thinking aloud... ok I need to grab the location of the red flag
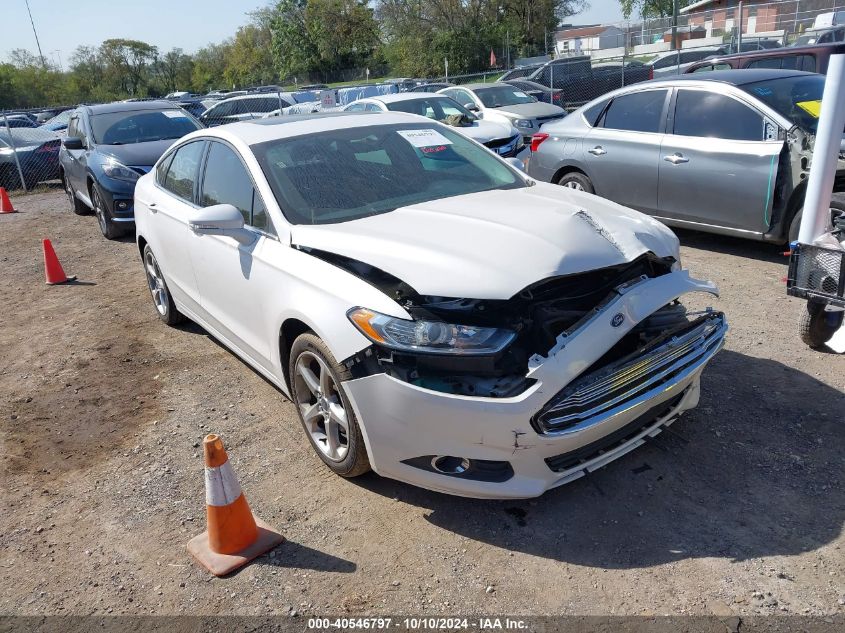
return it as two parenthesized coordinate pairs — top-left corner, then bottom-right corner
(490, 49), (497, 67)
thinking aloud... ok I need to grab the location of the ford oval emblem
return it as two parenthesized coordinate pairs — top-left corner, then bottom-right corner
(611, 313), (625, 328)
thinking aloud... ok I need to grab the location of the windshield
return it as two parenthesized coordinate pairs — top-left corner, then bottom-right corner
(740, 75), (825, 132)
(795, 35), (819, 45)
(90, 109), (202, 145)
(45, 110), (73, 127)
(474, 86), (537, 107)
(386, 97), (476, 122)
(252, 123), (525, 225)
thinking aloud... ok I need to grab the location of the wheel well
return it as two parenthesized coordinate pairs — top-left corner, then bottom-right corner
(552, 165), (589, 186)
(137, 235), (147, 260)
(783, 172), (845, 239)
(279, 318), (312, 390)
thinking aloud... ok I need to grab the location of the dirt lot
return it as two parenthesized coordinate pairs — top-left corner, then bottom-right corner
(1, 188), (844, 618)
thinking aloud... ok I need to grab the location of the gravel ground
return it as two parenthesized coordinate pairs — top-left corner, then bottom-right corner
(1, 188), (843, 618)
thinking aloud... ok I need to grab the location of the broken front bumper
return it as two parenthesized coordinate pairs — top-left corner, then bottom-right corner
(342, 271), (727, 499)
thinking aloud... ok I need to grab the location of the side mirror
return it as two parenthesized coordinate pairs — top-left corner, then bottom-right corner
(466, 104), (479, 112)
(189, 204), (255, 245)
(63, 137), (84, 150)
(505, 157), (526, 172)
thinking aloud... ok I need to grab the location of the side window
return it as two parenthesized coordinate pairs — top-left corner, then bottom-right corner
(601, 89), (668, 133)
(747, 57), (783, 70)
(155, 152), (175, 185)
(365, 103), (382, 112)
(161, 141), (205, 202)
(345, 103), (366, 112)
(673, 90), (764, 141)
(67, 116), (79, 138)
(200, 142), (273, 233)
(453, 91), (475, 108)
(582, 97), (610, 126)
(799, 55), (817, 72)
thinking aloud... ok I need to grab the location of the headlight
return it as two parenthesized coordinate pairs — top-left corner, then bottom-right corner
(514, 119), (534, 128)
(102, 160), (139, 182)
(347, 308), (516, 355)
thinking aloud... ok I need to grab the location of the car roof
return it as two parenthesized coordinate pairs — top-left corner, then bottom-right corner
(650, 46), (725, 60)
(458, 83), (516, 90)
(367, 92), (454, 104)
(179, 111), (428, 147)
(84, 100), (181, 115)
(698, 41), (845, 62)
(647, 68), (816, 86)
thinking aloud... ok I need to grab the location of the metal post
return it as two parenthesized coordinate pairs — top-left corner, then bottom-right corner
(798, 54), (845, 244)
(3, 115), (29, 193)
(737, 1), (744, 53)
(672, 0), (679, 50)
(277, 90), (284, 116)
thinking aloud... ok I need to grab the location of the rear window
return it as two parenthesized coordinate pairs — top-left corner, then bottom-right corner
(745, 55), (816, 72)
(601, 90), (667, 133)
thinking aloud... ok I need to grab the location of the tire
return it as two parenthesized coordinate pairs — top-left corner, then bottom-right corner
(788, 197), (845, 243)
(289, 333), (371, 478)
(91, 184), (124, 240)
(64, 174), (89, 215)
(798, 300), (843, 348)
(142, 245), (186, 326)
(557, 171), (595, 194)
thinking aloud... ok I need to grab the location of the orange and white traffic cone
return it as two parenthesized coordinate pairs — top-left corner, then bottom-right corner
(187, 434), (284, 576)
(42, 239), (76, 285)
(0, 187), (16, 214)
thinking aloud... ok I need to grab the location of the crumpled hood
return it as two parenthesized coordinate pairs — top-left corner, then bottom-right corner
(290, 182), (680, 300)
(97, 139), (175, 168)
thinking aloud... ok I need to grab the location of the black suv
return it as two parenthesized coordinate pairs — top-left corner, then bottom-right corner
(60, 101), (202, 239)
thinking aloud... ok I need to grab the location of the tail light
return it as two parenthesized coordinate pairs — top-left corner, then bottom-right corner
(649, 66), (654, 80)
(530, 133), (549, 153)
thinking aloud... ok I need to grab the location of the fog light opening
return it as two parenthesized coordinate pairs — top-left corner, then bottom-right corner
(431, 456), (471, 475)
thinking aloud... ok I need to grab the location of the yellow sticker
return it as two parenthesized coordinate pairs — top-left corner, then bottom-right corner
(796, 100), (822, 117)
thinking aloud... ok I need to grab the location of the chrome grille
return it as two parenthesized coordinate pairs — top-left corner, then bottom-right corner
(533, 313), (726, 435)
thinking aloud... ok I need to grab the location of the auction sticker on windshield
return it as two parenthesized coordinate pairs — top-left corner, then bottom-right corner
(162, 110), (190, 119)
(796, 100), (822, 118)
(397, 129), (453, 148)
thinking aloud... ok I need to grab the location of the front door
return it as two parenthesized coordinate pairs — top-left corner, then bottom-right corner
(657, 88), (784, 234)
(188, 140), (277, 371)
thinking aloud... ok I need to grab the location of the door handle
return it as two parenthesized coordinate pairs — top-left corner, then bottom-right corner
(588, 146), (606, 156)
(663, 153), (689, 164)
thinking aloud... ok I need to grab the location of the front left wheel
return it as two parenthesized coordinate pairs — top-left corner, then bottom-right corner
(92, 185), (125, 240)
(289, 333), (371, 478)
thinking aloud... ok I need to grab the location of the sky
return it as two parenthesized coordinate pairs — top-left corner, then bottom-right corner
(3, 0), (624, 66)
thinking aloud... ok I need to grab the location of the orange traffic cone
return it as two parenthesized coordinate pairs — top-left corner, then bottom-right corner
(42, 239), (76, 285)
(0, 187), (16, 214)
(187, 434), (284, 576)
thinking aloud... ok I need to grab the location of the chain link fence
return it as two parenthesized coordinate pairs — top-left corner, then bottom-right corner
(3, 0), (844, 194)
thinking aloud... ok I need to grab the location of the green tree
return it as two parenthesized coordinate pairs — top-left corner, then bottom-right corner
(270, 0), (321, 77)
(191, 41), (232, 92)
(155, 48), (194, 93)
(225, 24), (276, 88)
(98, 38), (159, 96)
(619, 0), (686, 19)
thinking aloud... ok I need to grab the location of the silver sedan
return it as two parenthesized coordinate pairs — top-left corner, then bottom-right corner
(527, 69), (845, 243)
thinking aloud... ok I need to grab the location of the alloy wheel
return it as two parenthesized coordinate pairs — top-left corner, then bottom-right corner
(563, 181), (585, 191)
(143, 250), (168, 316)
(293, 351), (350, 462)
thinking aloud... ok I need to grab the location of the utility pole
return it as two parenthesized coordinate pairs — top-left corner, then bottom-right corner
(737, 0), (744, 52)
(24, 0), (46, 67)
(671, 0), (679, 50)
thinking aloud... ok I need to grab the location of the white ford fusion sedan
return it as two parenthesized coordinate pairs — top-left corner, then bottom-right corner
(134, 112), (727, 499)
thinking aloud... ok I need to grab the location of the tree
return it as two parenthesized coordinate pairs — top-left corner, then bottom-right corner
(191, 41), (232, 92)
(270, 0), (321, 77)
(155, 48), (194, 93)
(225, 24), (276, 88)
(98, 38), (158, 96)
(619, 0), (685, 19)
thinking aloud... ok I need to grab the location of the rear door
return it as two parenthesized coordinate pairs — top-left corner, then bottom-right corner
(143, 140), (207, 314)
(657, 87), (783, 233)
(583, 88), (669, 214)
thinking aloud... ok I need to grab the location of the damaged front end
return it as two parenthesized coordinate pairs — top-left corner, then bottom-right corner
(323, 248), (720, 404)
